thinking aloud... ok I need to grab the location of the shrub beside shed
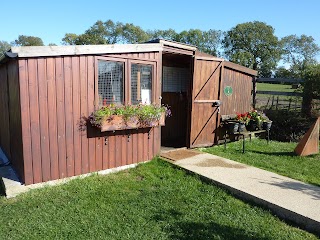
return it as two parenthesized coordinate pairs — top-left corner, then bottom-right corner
(0, 40), (257, 185)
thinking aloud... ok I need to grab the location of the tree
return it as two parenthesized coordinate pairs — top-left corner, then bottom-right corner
(62, 33), (80, 45)
(149, 28), (223, 56)
(62, 20), (149, 45)
(13, 35), (44, 46)
(176, 29), (222, 56)
(83, 20), (124, 44)
(0, 41), (11, 54)
(120, 23), (150, 43)
(301, 64), (320, 116)
(280, 34), (320, 78)
(61, 19), (223, 56)
(223, 21), (281, 77)
(147, 29), (178, 41)
(274, 66), (294, 78)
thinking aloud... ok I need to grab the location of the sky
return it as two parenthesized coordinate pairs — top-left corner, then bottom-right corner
(1, 0), (319, 49)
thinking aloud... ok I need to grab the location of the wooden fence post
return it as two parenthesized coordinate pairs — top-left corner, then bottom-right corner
(288, 98), (292, 111)
(266, 97), (270, 110)
(252, 77), (257, 109)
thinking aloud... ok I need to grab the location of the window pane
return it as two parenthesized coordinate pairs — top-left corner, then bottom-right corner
(131, 64), (152, 105)
(98, 60), (124, 105)
(162, 66), (190, 92)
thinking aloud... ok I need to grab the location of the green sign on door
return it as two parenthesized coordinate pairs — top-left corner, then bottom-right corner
(224, 86), (233, 96)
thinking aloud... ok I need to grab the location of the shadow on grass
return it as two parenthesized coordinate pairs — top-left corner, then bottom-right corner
(152, 209), (270, 240)
(0, 184), (5, 197)
(250, 150), (296, 157)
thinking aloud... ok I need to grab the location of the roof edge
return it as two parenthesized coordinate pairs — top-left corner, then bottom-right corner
(0, 50), (18, 64)
(224, 61), (257, 76)
(10, 43), (163, 58)
(147, 39), (197, 51)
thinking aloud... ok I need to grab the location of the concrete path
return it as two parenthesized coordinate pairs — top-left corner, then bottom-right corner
(160, 149), (320, 236)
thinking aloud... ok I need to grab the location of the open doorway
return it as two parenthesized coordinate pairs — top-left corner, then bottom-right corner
(161, 53), (193, 148)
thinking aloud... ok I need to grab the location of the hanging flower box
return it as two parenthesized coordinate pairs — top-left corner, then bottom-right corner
(89, 104), (170, 132)
(100, 116), (140, 132)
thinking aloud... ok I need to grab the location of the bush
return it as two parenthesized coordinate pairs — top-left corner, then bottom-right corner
(265, 109), (316, 142)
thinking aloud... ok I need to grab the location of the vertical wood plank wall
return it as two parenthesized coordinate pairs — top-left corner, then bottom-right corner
(0, 65), (11, 160)
(190, 59), (221, 147)
(0, 61), (24, 180)
(18, 52), (161, 185)
(220, 67), (253, 115)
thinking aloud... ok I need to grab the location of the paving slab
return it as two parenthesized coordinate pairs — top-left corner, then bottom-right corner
(160, 150), (320, 236)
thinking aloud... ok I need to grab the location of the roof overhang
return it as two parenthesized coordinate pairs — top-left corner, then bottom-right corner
(224, 61), (257, 76)
(148, 39), (197, 55)
(0, 51), (18, 64)
(147, 39), (197, 51)
(8, 43), (163, 58)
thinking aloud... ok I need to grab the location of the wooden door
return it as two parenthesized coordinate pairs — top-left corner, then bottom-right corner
(189, 54), (223, 148)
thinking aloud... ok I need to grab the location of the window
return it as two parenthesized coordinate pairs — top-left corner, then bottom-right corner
(131, 64), (153, 105)
(96, 57), (155, 107)
(98, 60), (124, 105)
(162, 66), (190, 92)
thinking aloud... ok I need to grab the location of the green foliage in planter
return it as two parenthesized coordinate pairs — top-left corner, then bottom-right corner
(122, 105), (139, 121)
(136, 104), (165, 125)
(89, 104), (170, 128)
(89, 106), (114, 127)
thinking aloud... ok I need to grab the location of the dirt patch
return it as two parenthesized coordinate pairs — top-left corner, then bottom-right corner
(160, 149), (202, 161)
(195, 158), (246, 169)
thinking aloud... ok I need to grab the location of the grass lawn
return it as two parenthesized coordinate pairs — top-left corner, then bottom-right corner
(0, 158), (317, 239)
(257, 83), (296, 92)
(201, 139), (320, 187)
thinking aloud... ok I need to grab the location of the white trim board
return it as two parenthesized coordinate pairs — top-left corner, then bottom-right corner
(11, 43), (163, 58)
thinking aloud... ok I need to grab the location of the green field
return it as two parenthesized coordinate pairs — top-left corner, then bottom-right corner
(257, 83), (297, 92)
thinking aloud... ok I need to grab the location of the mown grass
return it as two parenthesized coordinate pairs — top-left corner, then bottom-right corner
(201, 139), (320, 186)
(257, 83), (296, 92)
(0, 158), (317, 239)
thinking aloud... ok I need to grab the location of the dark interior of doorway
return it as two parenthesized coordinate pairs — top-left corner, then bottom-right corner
(161, 53), (192, 148)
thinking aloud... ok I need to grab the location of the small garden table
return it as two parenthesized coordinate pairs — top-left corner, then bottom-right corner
(223, 129), (270, 153)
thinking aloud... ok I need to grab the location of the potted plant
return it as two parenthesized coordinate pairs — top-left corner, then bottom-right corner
(246, 110), (272, 131)
(247, 110), (263, 131)
(136, 104), (167, 127)
(261, 113), (272, 131)
(122, 105), (140, 129)
(235, 112), (251, 132)
(226, 120), (239, 134)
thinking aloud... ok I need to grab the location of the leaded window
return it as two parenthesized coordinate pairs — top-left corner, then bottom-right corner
(131, 64), (153, 105)
(98, 60), (124, 105)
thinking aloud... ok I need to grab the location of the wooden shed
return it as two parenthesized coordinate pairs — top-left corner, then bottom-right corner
(0, 40), (257, 185)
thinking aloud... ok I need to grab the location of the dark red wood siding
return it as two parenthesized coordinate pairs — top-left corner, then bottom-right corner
(18, 52), (161, 185)
(189, 57), (222, 148)
(189, 56), (256, 148)
(220, 66), (254, 115)
(1, 47), (256, 185)
(0, 61), (24, 180)
(0, 65), (11, 160)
